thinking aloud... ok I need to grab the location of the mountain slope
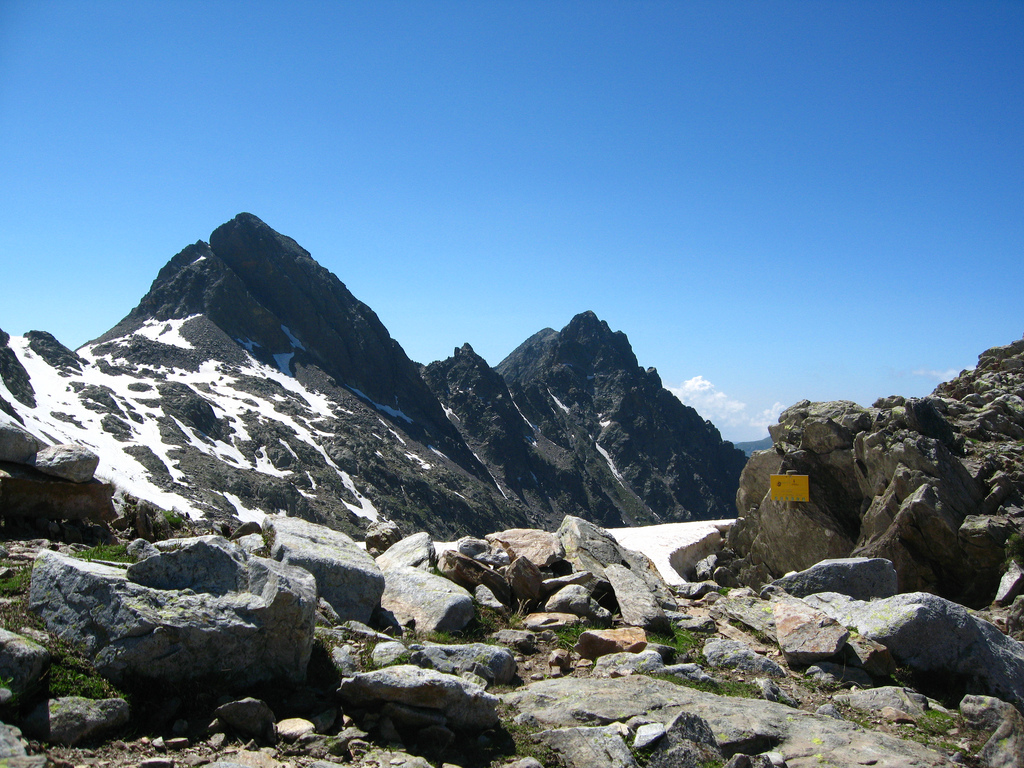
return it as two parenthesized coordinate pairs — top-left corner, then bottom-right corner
(485, 311), (745, 524)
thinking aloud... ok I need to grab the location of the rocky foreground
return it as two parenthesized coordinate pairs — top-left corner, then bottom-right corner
(2, 493), (1024, 768)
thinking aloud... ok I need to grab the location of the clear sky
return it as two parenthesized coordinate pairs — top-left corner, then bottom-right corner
(1, 1), (1021, 442)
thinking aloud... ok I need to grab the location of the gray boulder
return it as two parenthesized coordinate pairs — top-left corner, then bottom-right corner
(592, 649), (667, 678)
(0, 628), (50, 697)
(643, 710), (722, 768)
(130, 535), (249, 593)
(267, 515), (384, 624)
(710, 594), (778, 641)
(703, 639), (786, 678)
(0, 722), (30, 760)
(605, 563), (671, 634)
(31, 444), (99, 483)
(960, 693), (1017, 733)
(21, 696), (129, 746)
(805, 591), (1024, 708)
(504, 675), (954, 767)
(960, 694), (1024, 768)
(544, 584), (612, 626)
(380, 565), (474, 634)
(533, 725), (637, 768)
(0, 422), (44, 464)
(375, 532), (436, 571)
(337, 665), (499, 729)
(29, 547), (317, 687)
(409, 643), (517, 686)
(213, 697), (277, 742)
(770, 557), (898, 601)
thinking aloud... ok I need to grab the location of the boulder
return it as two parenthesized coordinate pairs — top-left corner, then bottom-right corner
(337, 665), (499, 730)
(379, 565), (474, 634)
(735, 448), (782, 514)
(772, 597), (849, 666)
(533, 725), (638, 768)
(21, 696), (130, 746)
(960, 693), (1018, 733)
(0, 722), (30, 760)
(507, 555), (543, 602)
(995, 561), (1024, 606)
(544, 584), (612, 626)
(770, 557), (898, 601)
(592, 649), (666, 678)
(31, 444), (100, 483)
(574, 627), (647, 660)
(0, 462), (116, 522)
(276, 717), (316, 742)
(641, 710), (722, 768)
(0, 422), (44, 464)
(979, 707), (1024, 768)
(267, 515), (384, 624)
(709, 595), (778, 642)
(805, 591), (1024, 708)
(703, 639), (786, 678)
(605, 563), (671, 634)
(541, 571), (596, 597)
(805, 662), (873, 688)
(29, 546), (317, 687)
(843, 634), (896, 677)
(214, 697), (277, 742)
(490, 629), (538, 655)
(455, 536), (490, 558)
(436, 549), (511, 606)
(408, 643), (517, 686)
(375, 532), (436, 572)
(0, 628), (50, 697)
(486, 528), (565, 568)
(522, 612), (582, 631)
(129, 535), (249, 593)
(364, 519), (402, 557)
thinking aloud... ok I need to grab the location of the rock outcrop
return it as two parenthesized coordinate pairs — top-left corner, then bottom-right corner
(729, 337), (1024, 606)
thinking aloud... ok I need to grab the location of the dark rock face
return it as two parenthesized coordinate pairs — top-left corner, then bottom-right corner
(728, 336), (1024, 606)
(2, 215), (744, 539)
(486, 311), (747, 526)
(0, 327), (36, 412)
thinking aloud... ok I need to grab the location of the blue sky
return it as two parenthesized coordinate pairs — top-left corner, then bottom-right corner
(1, 1), (1021, 442)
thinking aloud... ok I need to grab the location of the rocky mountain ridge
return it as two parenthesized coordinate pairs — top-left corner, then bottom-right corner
(0, 213), (744, 539)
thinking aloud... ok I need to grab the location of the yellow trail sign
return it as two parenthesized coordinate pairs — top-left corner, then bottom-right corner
(770, 474), (809, 502)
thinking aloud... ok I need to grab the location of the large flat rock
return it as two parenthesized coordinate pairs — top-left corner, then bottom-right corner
(503, 676), (955, 767)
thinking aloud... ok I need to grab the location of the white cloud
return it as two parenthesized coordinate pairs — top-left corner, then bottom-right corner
(669, 376), (746, 422)
(668, 376), (781, 442)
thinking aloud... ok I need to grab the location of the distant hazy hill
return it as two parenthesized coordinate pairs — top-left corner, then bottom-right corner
(734, 437), (773, 456)
(0, 213), (745, 537)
